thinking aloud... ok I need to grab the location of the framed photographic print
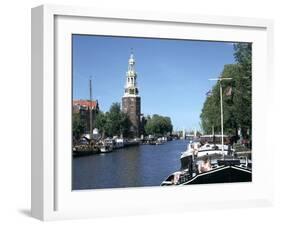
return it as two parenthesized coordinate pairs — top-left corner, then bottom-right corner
(31, 4), (274, 221)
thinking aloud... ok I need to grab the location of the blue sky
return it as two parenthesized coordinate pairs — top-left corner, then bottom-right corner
(72, 35), (235, 131)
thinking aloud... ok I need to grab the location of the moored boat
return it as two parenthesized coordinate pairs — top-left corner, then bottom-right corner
(161, 155), (252, 186)
(180, 135), (233, 170)
(100, 145), (113, 153)
(72, 137), (100, 157)
(161, 135), (251, 186)
(100, 138), (114, 153)
(114, 138), (124, 149)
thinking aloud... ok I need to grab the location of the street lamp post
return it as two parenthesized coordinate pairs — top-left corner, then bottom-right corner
(209, 77), (232, 156)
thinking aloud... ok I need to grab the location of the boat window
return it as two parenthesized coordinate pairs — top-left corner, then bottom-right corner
(166, 175), (174, 181)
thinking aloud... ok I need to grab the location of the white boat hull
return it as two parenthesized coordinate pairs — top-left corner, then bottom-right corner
(100, 146), (113, 153)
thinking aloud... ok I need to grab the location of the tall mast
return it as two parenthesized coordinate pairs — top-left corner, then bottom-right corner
(89, 78), (93, 139)
(209, 77), (232, 156)
(219, 80), (224, 154)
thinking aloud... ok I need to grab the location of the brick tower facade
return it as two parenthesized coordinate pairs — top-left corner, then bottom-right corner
(122, 52), (141, 137)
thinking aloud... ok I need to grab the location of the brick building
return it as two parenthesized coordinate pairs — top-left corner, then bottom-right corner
(73, 99), (99, 134)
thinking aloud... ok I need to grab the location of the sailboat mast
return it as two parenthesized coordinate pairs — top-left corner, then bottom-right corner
(209, 77), (232, 156)
(89, 78), (93, 139)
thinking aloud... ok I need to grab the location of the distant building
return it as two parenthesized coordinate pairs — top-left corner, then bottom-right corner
(122, 52), (141, 137)
(73, 99), (99, 134)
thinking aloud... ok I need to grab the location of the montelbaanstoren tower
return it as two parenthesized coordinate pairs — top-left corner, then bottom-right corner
(122, 51), (141, 137)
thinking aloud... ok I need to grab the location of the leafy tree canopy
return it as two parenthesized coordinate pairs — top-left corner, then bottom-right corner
(95, 102), (131, 138)
(200, 43), (252, 138)
(72, 112), (86, 140)
(144, 114), (173, 136)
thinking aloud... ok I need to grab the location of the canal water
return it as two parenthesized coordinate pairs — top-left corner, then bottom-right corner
(72, 139), (189, 190)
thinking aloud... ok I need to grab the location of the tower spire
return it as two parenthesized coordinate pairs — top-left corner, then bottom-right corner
(122, 50), (141, 138)
(124, 50), (138, 97)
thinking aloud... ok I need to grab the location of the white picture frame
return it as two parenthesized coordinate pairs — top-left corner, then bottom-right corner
(31, 4), (274, 221)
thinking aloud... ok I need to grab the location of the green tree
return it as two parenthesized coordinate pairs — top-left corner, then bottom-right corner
(106, 103), (122, 136)
(234, 43), (252, 76)
(201, 64), (243, 135)
(72, 112), (86, 140)
(233, 43), (252, 138)
(95, 103), (131, 138)
(144, 114), (173, 136)
(95, 111), (107, 138)
(120, 112), (132, 138)
(200, 43), (252, 139)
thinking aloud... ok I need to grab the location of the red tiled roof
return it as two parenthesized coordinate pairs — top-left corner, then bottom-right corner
(73, 100), (98, 109)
